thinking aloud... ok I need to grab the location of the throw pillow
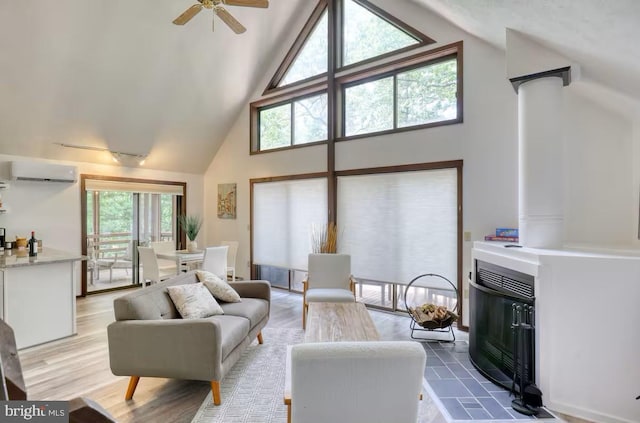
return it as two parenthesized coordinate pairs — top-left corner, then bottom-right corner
(196, 270), (242, 303)
(167, 283), (224, 319)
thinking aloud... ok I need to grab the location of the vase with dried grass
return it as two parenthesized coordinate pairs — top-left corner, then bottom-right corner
(311, 222), (338, 253)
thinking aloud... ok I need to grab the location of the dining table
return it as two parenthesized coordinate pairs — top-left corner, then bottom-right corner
(155, 249), (204, 274)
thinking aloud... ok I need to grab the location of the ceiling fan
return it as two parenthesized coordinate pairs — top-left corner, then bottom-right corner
(172, 0), (269, 34)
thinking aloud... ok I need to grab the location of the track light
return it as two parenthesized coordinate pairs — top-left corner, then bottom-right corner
(110, 152), (147, 166)
(55, 143), (148, 166)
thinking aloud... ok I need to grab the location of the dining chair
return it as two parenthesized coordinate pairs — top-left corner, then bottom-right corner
(149, 240), (182, 272)
(302, 253), (356, 329)
(201, 246), (229, 280)
(149, 240), (175, 254)
(290, 341), (426, 423)
(137, 246), (175, 287)
(220, 241), (238, 281)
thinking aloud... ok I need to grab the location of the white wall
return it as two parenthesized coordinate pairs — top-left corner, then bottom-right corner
(563, 88), (635, 245)
(0, 154), (204, 295)
(204, 0), (640, 329)
(204, 1), (518, 327)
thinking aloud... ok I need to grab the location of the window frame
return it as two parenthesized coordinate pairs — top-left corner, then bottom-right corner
(334, 160), (463, 316)
(252, 41), (463, 154)
(249, 171), (329, 278)
(251, 87), (329, 154)
(251, 0), (463, 155)
(336, 45), (462, 140)
(263, 1), (329, 94)
(336, 0), (434, 71)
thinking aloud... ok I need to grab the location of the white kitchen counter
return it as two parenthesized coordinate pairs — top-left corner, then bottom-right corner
(0, 248), (85, 349)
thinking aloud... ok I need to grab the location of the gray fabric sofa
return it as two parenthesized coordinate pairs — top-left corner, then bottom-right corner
(107, 271), (270, 405)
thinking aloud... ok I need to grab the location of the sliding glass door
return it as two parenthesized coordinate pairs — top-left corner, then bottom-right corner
(252, 176), (328, 292)
(249, 162), (462, 312)
(86, 190), (137, 292)
(336, 165), (460, 310)
(81, 176), (186, 295)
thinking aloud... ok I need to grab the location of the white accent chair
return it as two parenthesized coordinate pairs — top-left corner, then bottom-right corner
(137, 246), (175, 287)
(290, 341), (426, 423)
(220, 241), (238, 282)
(302, 253), (356, 329)
(201, 246), (229, 281)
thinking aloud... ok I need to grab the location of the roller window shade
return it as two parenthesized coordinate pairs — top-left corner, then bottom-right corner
(85, 179), (184, 196)
(337, 168), (458, 285)
(253, 178), (327, 270)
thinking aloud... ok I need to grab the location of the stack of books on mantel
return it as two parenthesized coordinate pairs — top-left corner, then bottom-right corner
(484, 228), (519, 242)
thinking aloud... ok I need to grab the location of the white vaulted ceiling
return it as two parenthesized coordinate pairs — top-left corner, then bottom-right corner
(1, 0), (639, 173)
(412, 0), (640, 100)
(0, 0), (310, 172)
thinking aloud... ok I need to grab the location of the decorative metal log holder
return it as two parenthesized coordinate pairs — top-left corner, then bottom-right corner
(404, 273), (459, 342)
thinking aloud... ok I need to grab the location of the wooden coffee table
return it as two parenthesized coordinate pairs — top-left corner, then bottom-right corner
(304, 302), (380, 342)
(284, 302), (379, 423)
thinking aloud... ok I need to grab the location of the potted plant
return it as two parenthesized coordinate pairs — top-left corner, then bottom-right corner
(179, 215), (202, 252)
(311, 222), (338, 253)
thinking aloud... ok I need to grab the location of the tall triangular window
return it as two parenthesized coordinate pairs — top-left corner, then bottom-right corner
(280, 10), (328, 86)
(268, 0), (433, 91)
(253, 0), (461, 153)
(342, 0), (420, 66)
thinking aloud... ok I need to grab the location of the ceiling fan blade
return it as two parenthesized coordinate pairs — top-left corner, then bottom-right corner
(172, 4), (203, 25)
(215, 7), (247, 34)
(222, 0), (269, 8)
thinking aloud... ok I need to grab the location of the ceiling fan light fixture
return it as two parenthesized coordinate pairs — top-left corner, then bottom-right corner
(172, 0), (266, 33)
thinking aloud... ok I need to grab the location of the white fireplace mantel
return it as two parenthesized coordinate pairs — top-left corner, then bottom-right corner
(472, 241), (640, 423)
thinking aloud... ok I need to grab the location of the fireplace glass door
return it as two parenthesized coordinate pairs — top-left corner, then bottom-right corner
(469, 279), (534, 390)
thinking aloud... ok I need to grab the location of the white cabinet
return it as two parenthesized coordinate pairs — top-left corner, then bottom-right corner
(0, 180), (8, 213)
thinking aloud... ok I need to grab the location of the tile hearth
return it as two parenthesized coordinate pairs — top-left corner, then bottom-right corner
(422, 341), (556, 421)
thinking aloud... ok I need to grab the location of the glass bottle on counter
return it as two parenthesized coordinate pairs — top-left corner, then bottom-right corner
(28, 231), (37, 257)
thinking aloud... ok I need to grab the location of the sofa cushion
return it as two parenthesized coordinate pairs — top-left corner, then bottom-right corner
(206, 315), (251, 360)
(197, 270), (241, 303)
(220, 298), (269, 328)
(114, 272), (200, 321)
(167, 283), (224, 319)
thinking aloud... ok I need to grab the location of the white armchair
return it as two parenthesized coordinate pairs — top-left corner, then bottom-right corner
(290, 341), (426, 423)
(302, 253), (356, 329)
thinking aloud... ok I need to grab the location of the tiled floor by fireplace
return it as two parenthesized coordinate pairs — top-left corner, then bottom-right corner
(421, 341), (557, 421)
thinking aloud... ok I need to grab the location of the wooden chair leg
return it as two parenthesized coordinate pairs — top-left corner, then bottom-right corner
(211, 381), (221, 405)
(257, 332), (264, 344)
(302, 303), (307, 330)
(125, 376), (140, 400)
(287, 403), (292, 423)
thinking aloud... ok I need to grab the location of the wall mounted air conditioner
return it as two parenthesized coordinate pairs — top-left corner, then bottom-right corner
(10, 161), (78, 183)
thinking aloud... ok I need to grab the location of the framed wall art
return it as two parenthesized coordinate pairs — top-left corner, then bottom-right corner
(218, 183), (237, 219)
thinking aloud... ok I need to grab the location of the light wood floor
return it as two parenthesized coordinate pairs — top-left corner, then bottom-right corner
(19, 288), (588, 423)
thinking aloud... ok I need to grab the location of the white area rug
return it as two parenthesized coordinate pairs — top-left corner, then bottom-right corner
(191, 328), (302, 423)
(190, 328), (563, 423)
(191, 327), (443, 423)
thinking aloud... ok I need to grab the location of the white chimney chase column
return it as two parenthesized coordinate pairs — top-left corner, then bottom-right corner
(511, 67), (571, 248)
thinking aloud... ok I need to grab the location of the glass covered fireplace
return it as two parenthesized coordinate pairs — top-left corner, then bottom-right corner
(469, 260), (535, 390)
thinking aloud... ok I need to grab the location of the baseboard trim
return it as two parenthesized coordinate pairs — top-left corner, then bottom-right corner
(547, 399), (635, 423)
